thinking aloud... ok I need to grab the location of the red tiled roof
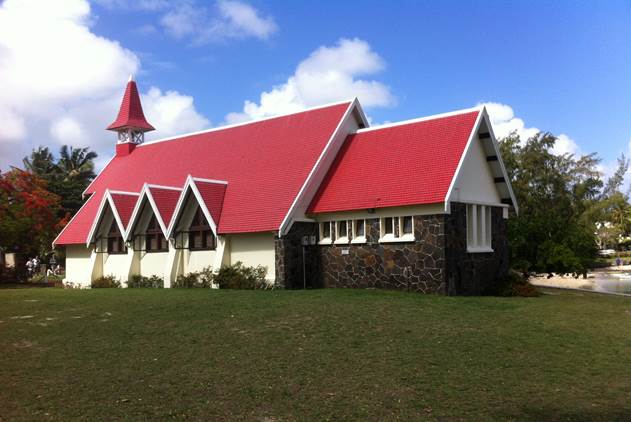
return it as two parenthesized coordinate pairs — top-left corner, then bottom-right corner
(55, 102), (352, 245)
(110, 193), (138, 229)
(148, 186), (181, 229)
(308, 110), (480, 214)
(194, 180), (227, 226)
(107, 80), (155, 132)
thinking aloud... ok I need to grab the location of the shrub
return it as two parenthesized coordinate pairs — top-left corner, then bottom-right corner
(495, 270), (540, 297)
(127, 275), (164, 288)
(172, 272), (207, 288)
(214, 262), (267, 289)
(91, 275), (121, 288)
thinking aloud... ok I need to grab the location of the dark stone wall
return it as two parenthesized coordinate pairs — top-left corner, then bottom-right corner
(444, 203), (509, 295)
(276, 203), (509, 295)
(319, 215), (447, 293)
(274, 222), (320, 289)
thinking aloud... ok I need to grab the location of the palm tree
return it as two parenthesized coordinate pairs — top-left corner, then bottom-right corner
(56, 146), (97, 183)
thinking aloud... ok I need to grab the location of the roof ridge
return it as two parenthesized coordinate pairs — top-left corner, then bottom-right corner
(138, 99), (356, 148)
(353, 106), (482, 134)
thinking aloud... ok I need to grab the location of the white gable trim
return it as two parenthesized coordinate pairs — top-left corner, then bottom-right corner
(444, 106), (518, 214)
(85, 189), (139, 246)
(278, 98), (368, 236)
(125, 184), (183, 241)
(166, 175), (228, 238)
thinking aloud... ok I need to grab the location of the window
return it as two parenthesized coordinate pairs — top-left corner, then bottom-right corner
(189, 207), (216, 250)
(319, 221), (333, 244)
(351, 219), (366, 243)
(146, 215), (168, 252)
(334, 220), (350, 244)
(401, 216), (413, 235)
(380, 215), (414, 242)
(107, 221), (126, 254)
(467, 204), (492, 252)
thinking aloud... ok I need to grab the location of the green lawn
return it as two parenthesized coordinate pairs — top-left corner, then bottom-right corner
(1, 288), (630, 421)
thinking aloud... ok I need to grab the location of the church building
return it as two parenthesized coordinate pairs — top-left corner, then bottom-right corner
(54, 77), (517, 294)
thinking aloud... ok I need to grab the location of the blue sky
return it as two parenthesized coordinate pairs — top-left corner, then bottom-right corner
(1, 0), (630, 173)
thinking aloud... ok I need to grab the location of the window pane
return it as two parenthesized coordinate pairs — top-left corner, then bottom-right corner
(150, 235), (158, 250)
(323, 222), (331, 238)
(356, 220), (365, 237)
(191, 232), (201, 249)
(467, 205), (474, 247)
(485, 207), (492, 247)
(476, 206), (484, 247)
(402, 216), (413, 234)
(204, 230), (214, 249)
(385, 217), (393, 234)
(338, 220), (347, 238)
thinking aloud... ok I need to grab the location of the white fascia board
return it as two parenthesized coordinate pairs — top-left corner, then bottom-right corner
(278, 99), (360, 236)
(190, 177), (229, 185)
(444, 109), (485, 213)
(139, 99), (356, 148)
(480, 108), (519, 215)
(166, 175), (220, 238)
(124, 184), (150, 241)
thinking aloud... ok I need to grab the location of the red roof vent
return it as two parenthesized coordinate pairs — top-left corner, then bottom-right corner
(107, 76), (155, 132)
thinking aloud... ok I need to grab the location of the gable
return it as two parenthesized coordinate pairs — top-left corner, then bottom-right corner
(450, 133), (501, 204)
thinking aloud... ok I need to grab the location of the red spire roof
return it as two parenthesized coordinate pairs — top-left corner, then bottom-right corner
(107, 77), (155, 132)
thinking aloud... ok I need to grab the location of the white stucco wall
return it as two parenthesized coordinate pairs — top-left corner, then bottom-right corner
(65, 244), (94, 286)
(102, 252), (131, 283)
(187, 250), (217, 273)
(139, 251), (169, 278)
(227, 232), (276, 280)
(451, 135), (501, 204)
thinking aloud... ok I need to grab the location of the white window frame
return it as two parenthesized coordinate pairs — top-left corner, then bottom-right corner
(379, 215), (415, 243)
(351, 219), (367, 244)
(398, 216), (415, 241)
(318, 221), (333, 245)
(334, 220), (350, 244)
(467, 204), (493, 253)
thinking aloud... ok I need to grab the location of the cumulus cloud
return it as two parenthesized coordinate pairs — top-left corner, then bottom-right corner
(160, 0), (277, 44)
(225, 38), (395, 123)
(0, 0), (209, 171)
(480, 102), (580, 156)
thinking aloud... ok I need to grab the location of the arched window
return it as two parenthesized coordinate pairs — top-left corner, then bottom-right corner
(189, 207), (215, 250)
(146, 215), (168, 252)
(107, 221), (126, 254)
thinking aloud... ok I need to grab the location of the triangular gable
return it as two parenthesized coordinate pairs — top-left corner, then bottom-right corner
(167, 176), (228, 238)
(125, 184), (182, 240)
(86, 189), (139, 246)
(445, 106), (518, 214)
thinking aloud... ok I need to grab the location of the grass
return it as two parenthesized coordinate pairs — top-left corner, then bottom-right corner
(1, 288), (630, 421)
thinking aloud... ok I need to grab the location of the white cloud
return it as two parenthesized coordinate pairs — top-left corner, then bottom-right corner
(480, 101), (580, 156)
(143, 87), (210, 138)
(160, 0), (277, 44)
(0, 0), (209, 171)
(226, 38), (395, 123)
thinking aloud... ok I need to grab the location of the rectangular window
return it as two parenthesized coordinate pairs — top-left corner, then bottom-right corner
(319, 221), (333, 244)
(379, 215), (415, 242)
(467, 204), (492, 252)
(334, 220), (350, 244)
(351, 219), (366, 243)
(401, 216), (413, 235)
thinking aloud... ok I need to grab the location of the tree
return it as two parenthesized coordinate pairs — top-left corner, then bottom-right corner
(0, 168), (64, 256)
(22, 145), (98, 217)
(500, 132), (600, 274)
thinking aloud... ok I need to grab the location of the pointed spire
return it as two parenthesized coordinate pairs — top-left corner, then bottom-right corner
(107, 77), (154, 132)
